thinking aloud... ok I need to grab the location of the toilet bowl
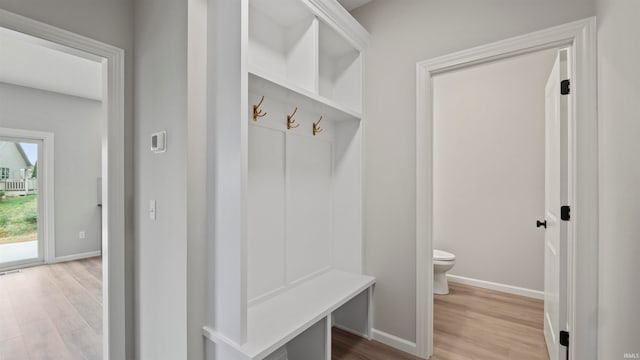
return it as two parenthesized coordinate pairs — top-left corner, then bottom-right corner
(433, 249), (456, 295)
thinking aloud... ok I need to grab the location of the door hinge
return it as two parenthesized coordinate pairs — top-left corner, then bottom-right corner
(560, 330), (570, 359)
(561, 205), (571, 221)
(561, 79), (571, 95)
(560, 330), (570, 346)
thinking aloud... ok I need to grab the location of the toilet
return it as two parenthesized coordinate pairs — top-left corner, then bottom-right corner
(433, 249), (456, 295)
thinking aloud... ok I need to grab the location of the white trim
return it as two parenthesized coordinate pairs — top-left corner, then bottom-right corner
(371, 329), (417, 356)
(415, 36), (433, 359)
(0, 9), (127, 360)
(0, 128), (54, 269)
(447, 275), (544, 300)
(52, 250), (102, 264)
(333, 323), (369, 340)
(305, 0), (370, 51)
(416, 17), (598, 360)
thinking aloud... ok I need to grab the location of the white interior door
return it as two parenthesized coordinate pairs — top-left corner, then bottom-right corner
(543, 49), (569, 360)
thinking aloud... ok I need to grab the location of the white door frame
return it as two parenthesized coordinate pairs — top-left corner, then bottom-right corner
(0, 129), (54, 269)
(0, 9), (126, 360)
(415, 17), (597, 359)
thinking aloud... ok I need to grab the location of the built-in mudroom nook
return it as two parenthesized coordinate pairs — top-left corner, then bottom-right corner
(203, 0), (374, 359)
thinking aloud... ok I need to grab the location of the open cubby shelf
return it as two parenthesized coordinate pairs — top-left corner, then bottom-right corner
(249, 69), (362, 123)
(319, 21), (362, 112)
(207, 1), (371, 359)
(204, 270), (374, 360)
(248, 0), (362, 113)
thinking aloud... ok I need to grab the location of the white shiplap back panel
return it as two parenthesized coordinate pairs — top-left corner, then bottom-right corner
(332, 120), (362, 273)
(248, 125), (286, 301)
(286, 134), (332, 284)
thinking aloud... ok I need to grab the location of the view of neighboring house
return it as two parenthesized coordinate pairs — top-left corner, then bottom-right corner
(0, 141), (36, 196)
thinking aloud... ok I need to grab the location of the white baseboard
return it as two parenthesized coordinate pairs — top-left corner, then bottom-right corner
(447, 274), (544, 299)
(371, 328), (418, 356)
(333, 323), (370, 340)
(52, 250), (101, 263)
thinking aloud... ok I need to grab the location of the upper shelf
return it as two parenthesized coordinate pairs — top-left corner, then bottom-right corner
(249, 68), (362, 122)
(319, 21), (362, 112)
(248, 0), (318, 93)
(203, 269), (375, 360)
(248, 0), (363, 114)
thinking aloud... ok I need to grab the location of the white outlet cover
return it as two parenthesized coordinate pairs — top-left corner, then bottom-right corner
(151, 131), (166, 153)
(149, 200), (156, 221)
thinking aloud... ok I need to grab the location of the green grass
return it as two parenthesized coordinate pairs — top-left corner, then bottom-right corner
(0, 195), (38, 238)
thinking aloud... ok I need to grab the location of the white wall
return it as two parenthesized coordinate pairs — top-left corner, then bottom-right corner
(0, 0), (135, 357)
(134, 0), (188, 358)
(433, 49), (556, 292)
(351, 0), (596, 343)
(187, 0), (208, 359)
(596, 0), (640, 357)
(0, 83), (101, 257)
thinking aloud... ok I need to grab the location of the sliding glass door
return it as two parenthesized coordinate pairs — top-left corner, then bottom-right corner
(0, 137), (44, 270)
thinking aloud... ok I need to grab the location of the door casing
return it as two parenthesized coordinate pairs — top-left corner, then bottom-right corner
(0, 9), (127, 360)
(416, 17), (598, 360)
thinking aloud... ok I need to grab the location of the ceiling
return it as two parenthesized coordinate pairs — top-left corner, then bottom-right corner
(0, 27), (102, 101)
(337, 0), (372, 11)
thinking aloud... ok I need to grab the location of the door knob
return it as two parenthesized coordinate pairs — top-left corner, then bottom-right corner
(536, 220), (547, 228)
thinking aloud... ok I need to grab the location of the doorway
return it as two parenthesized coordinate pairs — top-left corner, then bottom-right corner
(0, 132), (52, 270)
(429, 45), (564, 359)
(0, 8), (126, 359)
(415, 18), (598, 360)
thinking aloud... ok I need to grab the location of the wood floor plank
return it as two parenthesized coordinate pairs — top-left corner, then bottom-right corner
(46, 263), (88, 297)
(45, 263), (103, 334)
(1, 272), (31, 300)
(26, 266), (64, 298)
(0, 274), (7, 297)
(333, 282), (548, 360)
(77, 258), (102, 283)
(19, 317), (75, 360)
(0, 257), (103, 359)
(7, 281), (50, 327)
(0, 294), (21, 342)
(432, 282), (549, 360)
(332, 327), (423, 360)
(42, 292), (89, 334)
(61, 325), (102, 360)
(65, 292), (102, 335)
(61, 261), (102, 304)
(2, 258), (547, 359)
(0, 336), (30, 360)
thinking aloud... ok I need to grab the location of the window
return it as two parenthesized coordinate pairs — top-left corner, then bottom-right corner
(0, 167), (9, 180)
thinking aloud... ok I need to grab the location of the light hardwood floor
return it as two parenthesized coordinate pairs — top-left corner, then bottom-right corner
(1, 260), (546, 360)
(333, 282), (548, 360)
(0, 257), (102, 360)
(433, 282), (549, 360)
(333, 327), (423, 360)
